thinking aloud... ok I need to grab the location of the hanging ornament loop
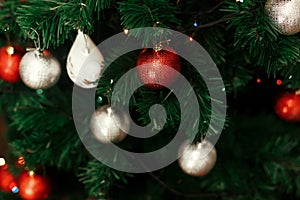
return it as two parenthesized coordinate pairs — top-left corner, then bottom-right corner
(152, 21), (171, 51)
(154, 39), (171, 51)
(23, 28), (47, 60)
(26, 28), (43, 55)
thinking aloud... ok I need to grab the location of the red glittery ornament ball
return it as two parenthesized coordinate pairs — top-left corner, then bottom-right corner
(18, 170), (50, 200)
(0, 168), (18, 193)
(275, 92), (300, 122)
(0, 45), (25, 83)
(136, 47), (180, 89)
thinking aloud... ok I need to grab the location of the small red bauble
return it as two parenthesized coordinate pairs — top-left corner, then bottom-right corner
(0, 168), (18, 193)
(136, 47), (180, 89)
(275, 92), (300, 122)
(18, 170), (50, 200)
(0, 45), (25, 83)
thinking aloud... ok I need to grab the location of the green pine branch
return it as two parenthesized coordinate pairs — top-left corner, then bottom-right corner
(16, 0), (94, 48)
(223, 0), (300, 87)
(78, 159), (131, 198)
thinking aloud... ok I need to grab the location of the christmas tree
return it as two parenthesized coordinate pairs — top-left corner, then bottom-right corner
(0, 0), (300, 199)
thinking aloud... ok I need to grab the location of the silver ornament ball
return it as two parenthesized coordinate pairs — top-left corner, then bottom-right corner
(178, 140), (217, 176)
(90, 105), (130, 143)
(19, 50), (61, 89)
(265, 0), (300, 35)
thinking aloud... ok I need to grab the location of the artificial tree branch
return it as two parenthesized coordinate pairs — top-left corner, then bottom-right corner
(137, 158), (219, 198)
(196, 1), (225, 16)
(183, 11), (245, 33)
(147, 171), (220, 198)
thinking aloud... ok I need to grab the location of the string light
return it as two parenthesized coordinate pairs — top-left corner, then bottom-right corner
(276, 79), (282, 85)
(189, 36), (193, 41)
(97, 96), (103, 104)
(256, 78), (261, 83)
(123, 29), (129, 34)
(36, 89), (43, 95)
(193, 21), (198, 27)
(11, 186), (19, 194)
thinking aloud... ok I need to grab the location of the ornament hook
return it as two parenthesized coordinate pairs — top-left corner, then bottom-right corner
(29, 28), (41, 51)
(154, 39), (171, 51)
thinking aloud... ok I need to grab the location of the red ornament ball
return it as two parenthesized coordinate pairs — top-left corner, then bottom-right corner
(275, 92), (300, 122)
(18, 170), (50, 200)
(0, 168), (18, 193)
(0, 45), (25, 83)
(136, 47), (180, 89)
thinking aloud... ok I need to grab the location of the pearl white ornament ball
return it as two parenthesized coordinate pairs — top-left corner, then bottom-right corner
(178, 140), (217, 176)
(265, 0), (300, 35)
(90, 105), (130, 143)
(19, 50), (61, 89)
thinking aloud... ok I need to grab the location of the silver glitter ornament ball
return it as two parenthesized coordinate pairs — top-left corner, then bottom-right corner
(178, 140), (217, 176)
(19, 50), (61, 89)
(265, 0), (300, 35)
(90, 105), (130, 143)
